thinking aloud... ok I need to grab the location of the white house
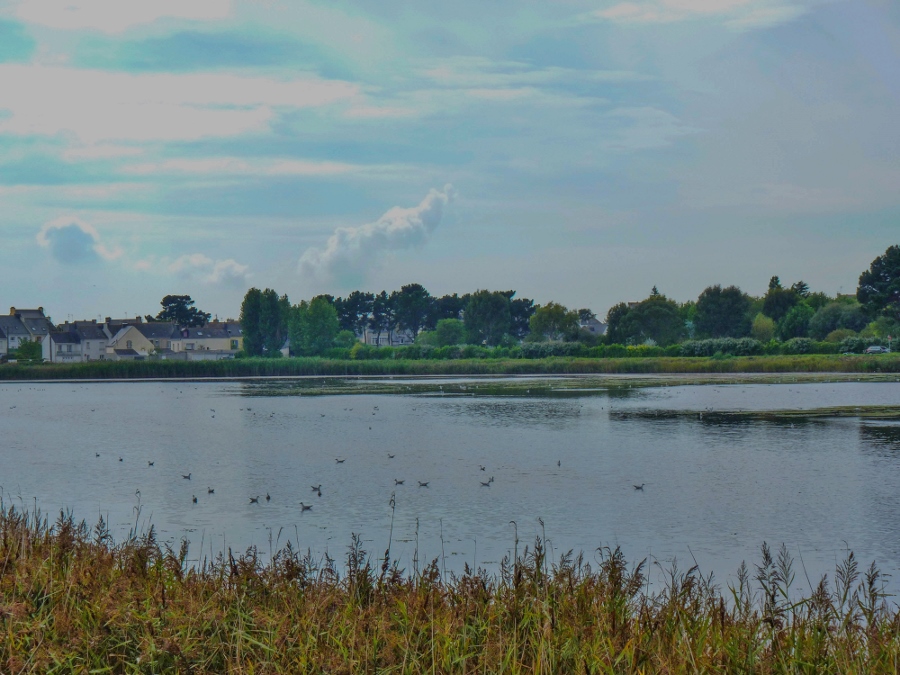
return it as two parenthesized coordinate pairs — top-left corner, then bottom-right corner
(356, 326), (416, 347)
(9, 307), (54, 360)
(49, 332), (82, 363)
(0, 315), (31, 357)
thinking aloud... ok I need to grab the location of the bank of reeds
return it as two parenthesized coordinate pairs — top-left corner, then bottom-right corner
(1, 353), (899, 381)
(2, 505), (899, 673)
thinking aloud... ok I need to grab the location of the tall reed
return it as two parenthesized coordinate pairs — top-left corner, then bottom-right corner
(1, 505), (898, 673)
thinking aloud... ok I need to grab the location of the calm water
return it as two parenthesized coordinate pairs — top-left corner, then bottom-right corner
(2, 376), (900, 593)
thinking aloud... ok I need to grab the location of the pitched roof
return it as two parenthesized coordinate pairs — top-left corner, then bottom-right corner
(0, 325), (5, 339)
(50, 332), (80, 344)
(10, 307), (47, 319)
(21, 317), (52, 336)
(113, 348), (140, 356)
(74, 324), (107, 340)
(135, 322), (178, 339)
(0, 316), (29, 336)
(177, 322), (243, 339)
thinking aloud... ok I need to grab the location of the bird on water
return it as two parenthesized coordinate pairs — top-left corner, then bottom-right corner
(418, 481), (430, 487)
(207, 487), (214, 494)
(192, 495), (197, 504)
(182, 473), (191, 480)
(249, 496), (259, 504)
(311, 484), (321, 491)
(394, 479), (404, 485)
(300, 502), (312, 511)
(633, 484), (645, 490)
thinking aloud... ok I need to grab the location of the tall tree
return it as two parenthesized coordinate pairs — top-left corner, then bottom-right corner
(762, 286), (798, 323)
(393, 283), (432, 337)
(151, 295), (210, 327)
(369, 291), (396, 346)
(427, 293), (467, 329)
(507, 293), (536, 339)
(335, 291), (374, 334)
(529, 302), (579, 341)
(464, 290), (511, 346)
(259, 288), (283, 356)
(618, 292), (686, 346)
(289, 296), (340, 356)
(858, 244), (900, 322)
(694, 285), (752, 338)
(239, 288), (264, 356)
(604, 303), (632, 345)
(777, 303), (815, 340)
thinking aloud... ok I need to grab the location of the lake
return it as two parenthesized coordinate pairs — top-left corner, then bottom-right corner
(2, 375), (900, 593)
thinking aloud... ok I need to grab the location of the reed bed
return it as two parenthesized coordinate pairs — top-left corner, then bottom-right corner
(1, 354), (899, 380)
(2, 506), (899, 673)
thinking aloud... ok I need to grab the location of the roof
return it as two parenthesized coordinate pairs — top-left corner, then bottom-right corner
(134, 322), (178, 340)
(113, 348), (140, 356)
(10, 307), (46, 320)
(0, 325), (5, 339)
(21, 317), (52, 335)
(50, 332), (80, 344)
(0, 316), (29, 336)
(177, 322), (243, 339)
(74, 324), (107, 340)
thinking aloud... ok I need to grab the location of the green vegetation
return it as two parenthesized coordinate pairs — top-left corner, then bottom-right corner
(2, 505), (900, 673)
(11, 338), (42, 362)
(148, 294), (210, 327)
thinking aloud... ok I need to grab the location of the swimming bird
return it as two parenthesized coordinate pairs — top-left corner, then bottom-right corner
(148, 461), (154, 466)
(388, 453), (395, 459)
(479, 465), (486, 471)
(335, 458), (345, 464)
(316, 488), (322, 497)
(300, 502), (312, 511)
(192, 495), (197, 504)
(489, 476), (494, 483)
(633, 484), (645, 490)
(207, 487), (214, 494)
(119, 457), (123, 462)
(418, 481), (430, 488)
(480, 481), (491, 487)
(95, 453), (100, 457)
(311, 484), (322, 491)
(266, 492), (271, 502)
(394, 479), (405, 485)
(249, 496), (259, 504)
(182, 473), (191, 480)
(557, 460), (561, 467)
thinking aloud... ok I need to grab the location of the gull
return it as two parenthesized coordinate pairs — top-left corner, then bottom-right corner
(148, 461), (154, 467)
(418, 481), (430, 488)
(182, 473), (191, 480)
(311, 484), (322, 491)
(266, 492), (271, 502)
(394, 479), (405, 485)
(119, 457), (123, 462)
(300, 502), (312, 511)
(479, 465), (486, 471)
(388, 453), (395, 459)
(633, 484), (645, 491)
(192, 495), (197, 504)
(335, 458), (345, 464)
(95, 453), (100, 458)
(480, 481), (491, 487)
(249, 496), (259, 504)
(207, 487), (214, 494)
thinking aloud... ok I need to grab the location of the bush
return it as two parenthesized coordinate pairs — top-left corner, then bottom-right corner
(824, 328), (857, 343)
(780, 338), (813, 354)
(679, 338), (763, 357)
(838, 336), (886, 354)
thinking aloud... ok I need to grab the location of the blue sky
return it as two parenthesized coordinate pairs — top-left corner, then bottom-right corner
(1, 0), (897, 322)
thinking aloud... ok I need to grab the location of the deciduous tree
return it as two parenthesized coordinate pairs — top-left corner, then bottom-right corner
(858, 244), (900, 322)
(694, 285), (751, 338)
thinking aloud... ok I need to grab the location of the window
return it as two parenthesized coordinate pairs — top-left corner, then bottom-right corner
(186, 343), (195, 350)
(126, 340), (132, 349)
(67, 345), (72, 353)
(57, 344), (62, 353)
(230, 340), (238, 350)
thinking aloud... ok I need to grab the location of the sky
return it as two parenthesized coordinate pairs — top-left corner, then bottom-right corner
(1, 0), (898, 323)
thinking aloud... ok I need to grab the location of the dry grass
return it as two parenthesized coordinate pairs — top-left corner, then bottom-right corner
(2, 506), (900, 673)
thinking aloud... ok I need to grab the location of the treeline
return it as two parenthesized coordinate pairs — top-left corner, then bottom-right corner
(237, 245), (899, 358)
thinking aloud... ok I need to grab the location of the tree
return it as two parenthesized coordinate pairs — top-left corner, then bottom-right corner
(393, 284), (432, 337)
(240, 288), (264, 356)
(427, 294), (467, 329)
(777, 303), (815, 340)
(334, 330), (358, 349)
(858, 245), (900, 322)
(464, 290), (511, 346)
(508, 294), (536, 339)
(768, 276), (782, 290)
(369, 291), (396, 346)
(259, 288), (284, 356)
(751, 313), (775, 342)
(694, 285), (751, 338)
(604, 303), (631, 345)
(617, 293), (685, 346)
(790, 280), (810, 298)
(762, 286), (798, 323)
(808, 302), (868, 340)
(434, 318), (467, 346)
(529, 302), (579, 341)
(288, 296), (340, 356)
(335, 291), (374, 334)
(151, 295), (210, 327)
(14, 338), (42, 361)
(577, 308), (597, 323)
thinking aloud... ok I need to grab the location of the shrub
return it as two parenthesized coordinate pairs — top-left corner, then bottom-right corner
(680, 338), (763, 357)
(780, 338), (813, 354)
(824, 328), (857, 343)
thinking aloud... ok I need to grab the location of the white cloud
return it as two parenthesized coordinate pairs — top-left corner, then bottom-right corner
(15, 0), (232, 33)
(137, 253), (251, 286)
(36, 216), (122, 263)
(122, 157), (362, 177)
(299, 184), (455, 282)
(0, 65), (360, 143)
(586, 0), (811, 28)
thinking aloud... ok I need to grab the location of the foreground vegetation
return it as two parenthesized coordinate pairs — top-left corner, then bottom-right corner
(1, 353), (899, 380)
(2, 506), (899, 673)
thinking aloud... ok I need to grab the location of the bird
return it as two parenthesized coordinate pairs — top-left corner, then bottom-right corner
(192, 495), (197, 504)
(557, 460), (561, 467)
(207, 487), (215, 494)
(148, 461), (154, 467)
(489, 476), (494, 483)
(418, 481), (430, 487)
(249, 496), (259, 504)
(479, 465), (486, 471)
(388, 453), (395, 459)
(266, 492), (271, 502)
(394, 479), (405, 485)
(119, 457), (123, 462)
(316, 488), (322, 497)
(182, 473), (191, 480)
(95, 453), (100, 458)
(300, 502), (312, 511)
(311, 484), (322, 491)
(633, 484), (645, 490)
(210, 409), (215, 413)
(335, 458), (345, 464)
(480, 481), (491, 487)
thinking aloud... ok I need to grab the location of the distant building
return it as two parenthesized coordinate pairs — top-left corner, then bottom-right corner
(0, 314), (33, 357)
(9, 307), (54, 360)
(578, 317), (607, 336)
(171, 321), (243, 356)
(49, 332), (82, 363)
(356, 326), (415, 347)
(106, 322), (177, 360)
(52, 319), (111, 362)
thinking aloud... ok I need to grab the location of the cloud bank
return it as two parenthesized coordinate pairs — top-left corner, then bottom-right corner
(299, 184), (455, 281)
(136, 253), (251, 286)
(36, 217), (122, 264)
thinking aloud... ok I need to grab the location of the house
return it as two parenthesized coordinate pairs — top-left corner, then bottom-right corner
(106, 322), (177, 360)
(53, 320), (110, 362)
(9, 307), (54, 360)
(579, 317), (607, 336)
(49, 332), (82, 363)
(357, 326), (415, 347)
(0, 324), (6, 358)
(170, 321), (243, 355)
(102, 316), (143, 339)
(0, 315), (31, 357)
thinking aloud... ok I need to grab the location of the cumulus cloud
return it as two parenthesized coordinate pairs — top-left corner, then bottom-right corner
(36, 216), (122, 264)
(137, 253), (251, 286)
(299, 184), (455, 281)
